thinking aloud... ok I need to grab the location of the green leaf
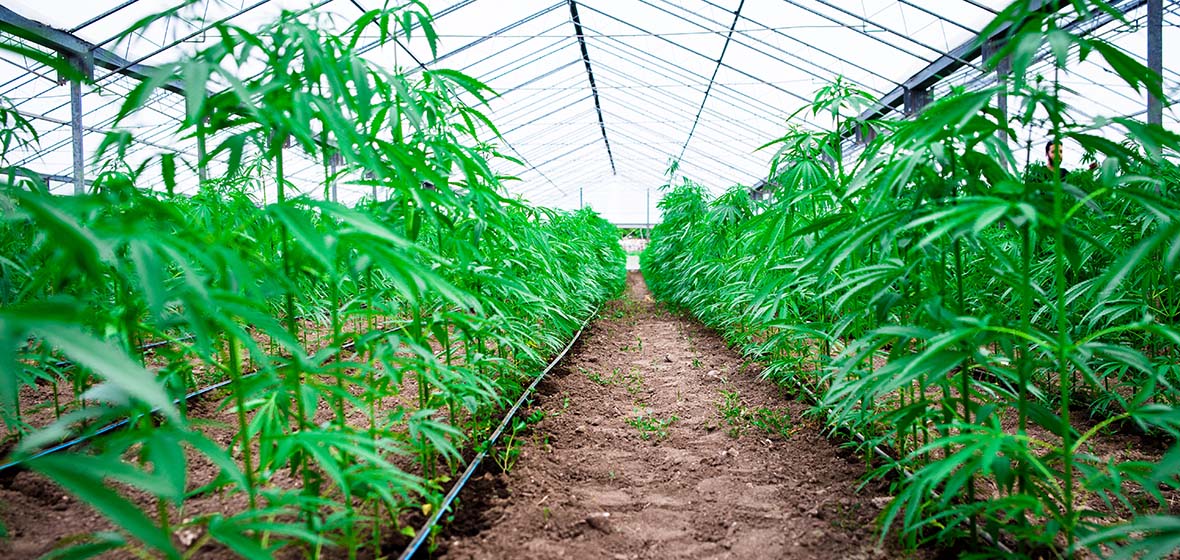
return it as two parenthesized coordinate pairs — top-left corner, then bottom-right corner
(31, 454), (179, 558)
(38, 325), (179, 422)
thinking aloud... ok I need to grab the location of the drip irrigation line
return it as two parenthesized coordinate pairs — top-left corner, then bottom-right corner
(49, 334), (195, 370)
(397, 303), (600, 560)
(44, 309), (326, 370)
(1, 366), (239, 473)
(675, 0), (745, 165)
(0, 320), (411, 474)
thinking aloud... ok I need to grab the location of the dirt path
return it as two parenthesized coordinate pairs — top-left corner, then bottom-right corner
(438, 272), (911, 560)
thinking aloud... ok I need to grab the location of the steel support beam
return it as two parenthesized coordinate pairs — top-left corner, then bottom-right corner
(855, 0), (1070, 126)
(903, 86), (930, 116)
(196, 118), (208, 184)
(1148, 0), (1163, 125)
(567, 0), (616, 174)
(40, 172), (93, 188)
(69, 78), (84, 195)
(0, 5), (184, 94)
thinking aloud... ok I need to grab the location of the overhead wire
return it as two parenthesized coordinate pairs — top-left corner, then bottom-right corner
(677, 0), (746, 164)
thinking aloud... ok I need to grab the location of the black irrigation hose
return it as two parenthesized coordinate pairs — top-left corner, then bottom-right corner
(50, 334), (198, 370)
(397, 305), (600, 560)
(0, 321), (409, 473)
(46, 310), (331, 370)
(0, 370), (236, 472)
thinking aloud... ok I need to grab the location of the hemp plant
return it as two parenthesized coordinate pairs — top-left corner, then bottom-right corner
(644, 1), (1180, 556)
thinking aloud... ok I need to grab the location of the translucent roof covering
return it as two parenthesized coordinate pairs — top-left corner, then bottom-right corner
(0, 0), (1176, 225)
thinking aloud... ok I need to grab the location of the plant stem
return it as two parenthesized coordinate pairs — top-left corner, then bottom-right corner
(227, 335), (257, 510)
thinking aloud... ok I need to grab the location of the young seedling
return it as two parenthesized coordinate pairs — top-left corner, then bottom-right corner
(623, 368), (645, 398)
(717, 390), (745, 438)
(585, 367), (621, 386)
(493, 417), (527, 472)
(749, 407), (792, 439)
(627, 407), (678, 440)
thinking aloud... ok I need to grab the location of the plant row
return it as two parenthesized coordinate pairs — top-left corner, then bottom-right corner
(643, 2), (1179, 557)
(0, 3), (623, 558)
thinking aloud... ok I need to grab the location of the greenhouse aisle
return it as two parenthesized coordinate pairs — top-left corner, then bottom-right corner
(439, 272), (908, 559)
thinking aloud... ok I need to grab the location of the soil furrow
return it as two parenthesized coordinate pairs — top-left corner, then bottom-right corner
(438, 272), (915, 560)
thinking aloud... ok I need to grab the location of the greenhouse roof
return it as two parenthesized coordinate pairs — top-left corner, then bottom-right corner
(0, 0), (1176, 224)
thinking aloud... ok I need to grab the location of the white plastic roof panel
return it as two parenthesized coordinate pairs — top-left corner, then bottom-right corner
(0, 0), (1175, 224)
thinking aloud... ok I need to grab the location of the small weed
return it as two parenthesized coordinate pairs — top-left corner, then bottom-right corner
(627, 408), (678, 440)
(585, 367), (618, 385)
(749, 407), (792, 439)
(718, 390), (746, 438)
(584, 367), (644, 397)
(493, 417), (528, 472)
(623, 368), (645, 397)
(827, 502), (863, 531)
(715, 389), (792, 439)
(692, 358), (702, 368)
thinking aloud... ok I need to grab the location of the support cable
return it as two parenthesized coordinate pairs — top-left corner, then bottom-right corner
(694, 0), (902, 89)
(643, 0), (890, 98)
(567, 0), (616, 174)
(575, 7), (819, 116)
(584, 36), (788, 136)
(677, 0), (745, 164)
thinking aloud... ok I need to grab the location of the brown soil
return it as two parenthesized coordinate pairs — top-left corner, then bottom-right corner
(435, 272), (919, 560)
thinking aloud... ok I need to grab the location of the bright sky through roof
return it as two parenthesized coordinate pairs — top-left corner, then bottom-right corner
(0, 0), (1174, 224)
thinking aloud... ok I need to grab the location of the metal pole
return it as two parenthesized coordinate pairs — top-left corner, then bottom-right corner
(990, 38), (1011, 148)
(579, 187), (583, 209)
(330, 155), (338, 203)
(70, 79), (84, 195)
(196, 118), (208, 184)
(1147, 0), (1163, 126)
(645, 188), (650, 239)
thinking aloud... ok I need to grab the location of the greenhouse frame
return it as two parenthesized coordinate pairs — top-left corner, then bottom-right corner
(0, 0), (1178, 558)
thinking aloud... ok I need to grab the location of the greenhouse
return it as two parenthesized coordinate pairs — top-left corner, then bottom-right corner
(0, 0), (1177, 557)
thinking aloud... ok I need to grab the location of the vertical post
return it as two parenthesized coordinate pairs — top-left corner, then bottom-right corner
(996, 58), (1010, 123)
(70, 78), (84, 195)
(903, 86), (929, 116)
(985, 38), (1011, 147)
(196, 117), (208, 184)
(330, 154), (339, 203)
(579, 187), (583, 209)
(1147, 0), (1163, 126)
(645, 188), (651, 239)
